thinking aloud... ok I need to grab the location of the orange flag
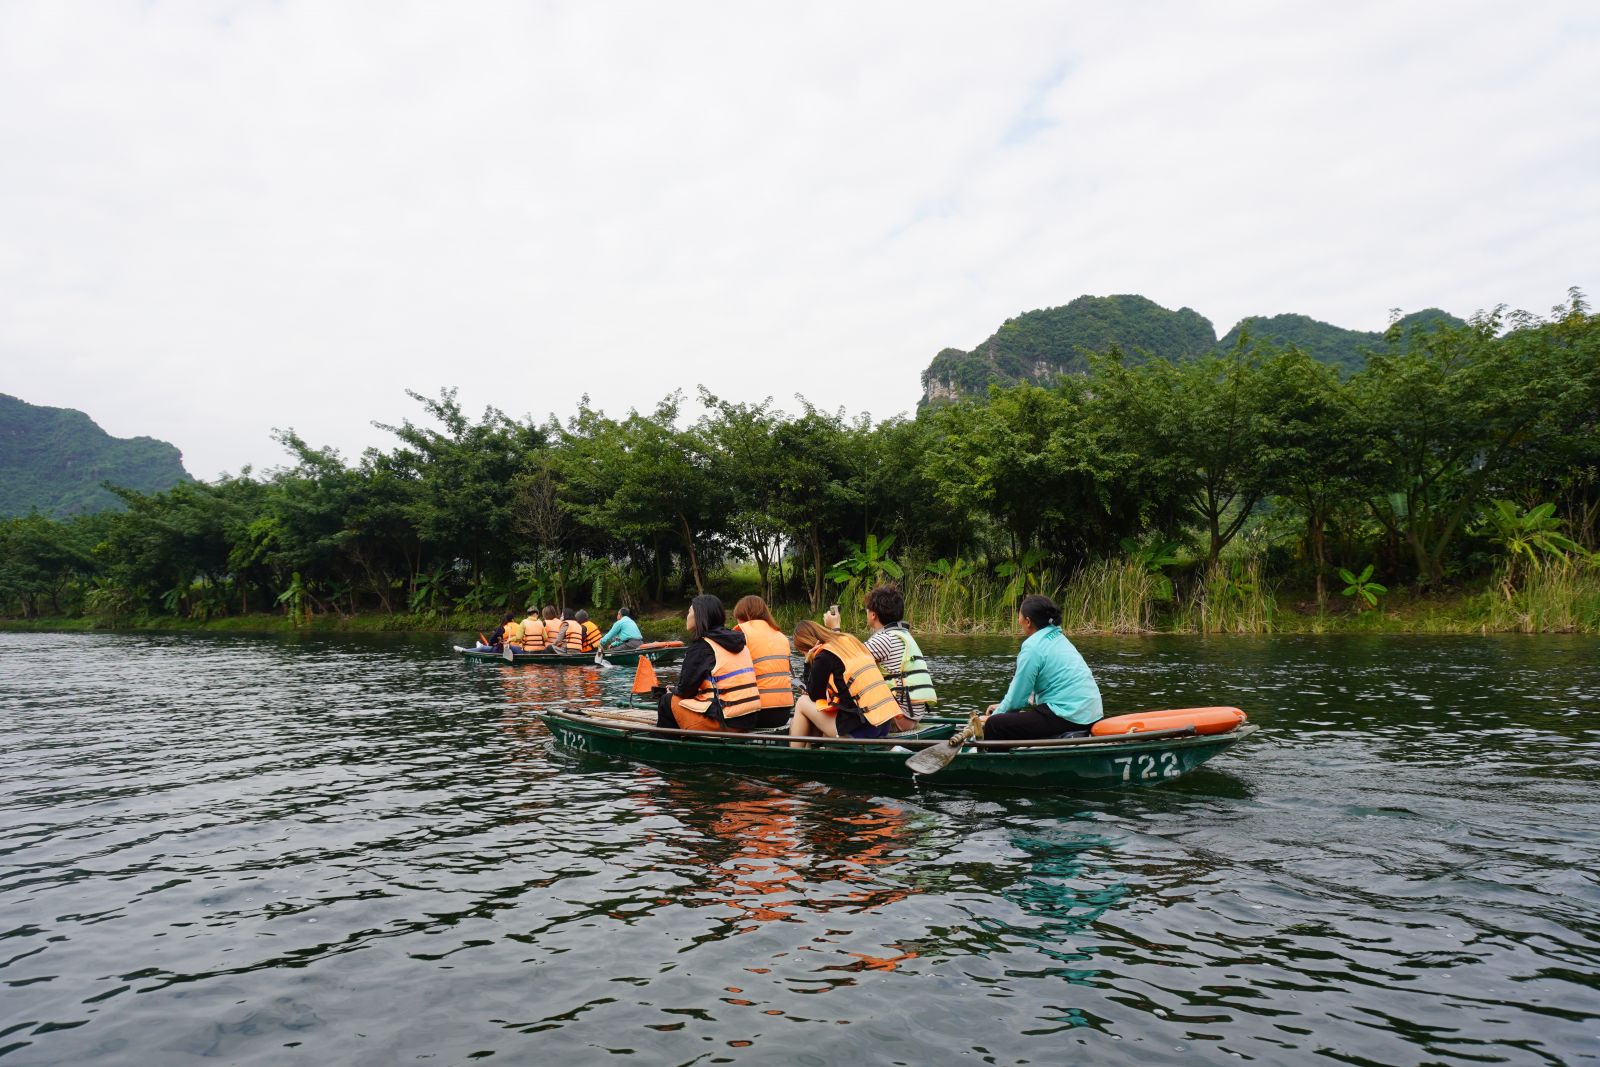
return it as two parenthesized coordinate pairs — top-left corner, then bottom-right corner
(632, 655), (659, 695)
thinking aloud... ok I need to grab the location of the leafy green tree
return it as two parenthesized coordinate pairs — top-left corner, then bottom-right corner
(1094, 342), (1281, 567)
(1353, 304), (1596, 587)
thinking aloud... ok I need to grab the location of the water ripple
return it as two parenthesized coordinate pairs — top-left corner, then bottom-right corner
(1, 631), (1598, 1064)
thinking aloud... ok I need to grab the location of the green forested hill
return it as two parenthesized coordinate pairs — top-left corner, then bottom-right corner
(1217, 308), (1466, 376)
(0, 394), (192, 517)
(919, 296), (1466, 402)
(921, 295), (1217, 403)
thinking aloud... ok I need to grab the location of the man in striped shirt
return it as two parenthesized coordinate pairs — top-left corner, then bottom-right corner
(823, 584), (938, 723)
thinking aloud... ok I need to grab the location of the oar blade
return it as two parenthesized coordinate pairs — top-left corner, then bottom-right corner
(502, 645), (515, 663)
(905, 725), (974, 775)
(905, 739), (960, 775)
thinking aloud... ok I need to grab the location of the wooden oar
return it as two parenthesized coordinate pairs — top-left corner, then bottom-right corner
(905, 720), (978, 775)
(502, 644), (515, 663)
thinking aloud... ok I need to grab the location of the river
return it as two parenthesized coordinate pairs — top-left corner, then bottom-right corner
(1, 631), (1597, 1065)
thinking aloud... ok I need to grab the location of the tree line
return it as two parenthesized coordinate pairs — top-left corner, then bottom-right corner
(2, 293), (1596, 629)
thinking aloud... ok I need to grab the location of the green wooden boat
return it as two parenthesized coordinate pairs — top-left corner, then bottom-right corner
(538, 708), (1256, 790)
(454, 642), (687, 667)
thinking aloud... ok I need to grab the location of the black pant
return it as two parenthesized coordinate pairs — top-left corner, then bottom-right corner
(984, 704), (1092, 742)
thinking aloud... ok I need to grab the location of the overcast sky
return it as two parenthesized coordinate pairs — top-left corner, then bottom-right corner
(2, 2), (1596, 479)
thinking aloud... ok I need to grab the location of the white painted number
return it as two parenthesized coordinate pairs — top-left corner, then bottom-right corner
(1113, 752), (1181, 782)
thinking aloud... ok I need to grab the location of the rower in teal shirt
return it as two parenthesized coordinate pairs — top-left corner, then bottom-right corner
(983, 594), (1103, 741)
(598, 607), (644, 650)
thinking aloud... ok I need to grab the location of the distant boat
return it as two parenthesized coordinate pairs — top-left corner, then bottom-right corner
(453, 641), (687, 667)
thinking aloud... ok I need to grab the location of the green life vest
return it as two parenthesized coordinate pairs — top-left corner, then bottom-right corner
(884, 623), (937, 708)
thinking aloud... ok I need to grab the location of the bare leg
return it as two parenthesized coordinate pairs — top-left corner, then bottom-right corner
(788, 696), (838, 749)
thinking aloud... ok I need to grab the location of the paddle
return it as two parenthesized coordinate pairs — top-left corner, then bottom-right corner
(502, 644), (515, 663)
(905, 713), (984, 775)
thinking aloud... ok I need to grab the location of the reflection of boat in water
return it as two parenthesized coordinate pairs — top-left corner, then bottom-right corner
(632, 773), (928, 936)
(455, 642), (687, 667)
(541, 708), (1255, 790)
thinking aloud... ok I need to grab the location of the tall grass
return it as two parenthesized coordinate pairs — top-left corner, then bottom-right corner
(1481, 560), (1600, 633)
(1057, 558), (1160, 634)
(1173, 558), (1277, 635)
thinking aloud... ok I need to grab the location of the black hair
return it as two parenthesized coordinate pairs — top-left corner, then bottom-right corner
(501, 613), (515, 623)
(688, 593), (725, 641)
(618, 606), (634, 619)
(563, 608), (576, 621)
(865, 584), (905, 626)
(1018, 594), (1060, 630)
(575, 609), (589, 623)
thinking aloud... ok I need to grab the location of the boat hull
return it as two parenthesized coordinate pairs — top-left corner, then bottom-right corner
(540, 710), (1255, 790)
(456, 644), (686, 667)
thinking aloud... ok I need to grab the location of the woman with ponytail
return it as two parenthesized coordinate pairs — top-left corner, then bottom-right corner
(982, 595), (1104, 741)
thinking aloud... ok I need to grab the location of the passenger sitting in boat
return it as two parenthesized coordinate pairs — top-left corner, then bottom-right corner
(554, 608), (585, 653)
(536, 605), (562, 652)
(575, 610), (603, 653)
(658, 594), (784, 732)
(501, 612), (525, 653)
(789, 620), (901, 746)
(473, 613), (522, 651)
(982, 595), (1104, 741)
(733, 595), (795, 723)
(823, 583), (937, 728)
(528, 607), (553, 652)
(599, 607), (644, 652)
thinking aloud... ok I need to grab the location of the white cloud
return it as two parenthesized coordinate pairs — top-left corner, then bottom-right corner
(1, 1), (1595, 478)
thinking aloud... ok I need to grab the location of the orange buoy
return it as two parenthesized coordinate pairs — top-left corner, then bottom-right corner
(1091, 706), (1246, 736)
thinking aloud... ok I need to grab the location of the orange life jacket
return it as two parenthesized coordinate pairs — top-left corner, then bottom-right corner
(557, 620), (585, 653)
(807, 635), (900, 727)
(522, 617), (548, 651)
(738, 619), (794, 710)
(501, 620), (524, 647)
(580, 621), (603, 653)
(677, 638), (762, 721)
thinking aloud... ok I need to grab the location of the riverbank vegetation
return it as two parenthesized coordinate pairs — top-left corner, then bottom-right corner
(3, 294), (1597, 636)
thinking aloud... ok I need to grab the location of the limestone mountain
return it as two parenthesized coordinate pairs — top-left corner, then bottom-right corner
(919, 296), (1467, 403)
(1217, 308), (1465, 377)
(0, 393), (192, 517)
(920, 295), (1217, 404)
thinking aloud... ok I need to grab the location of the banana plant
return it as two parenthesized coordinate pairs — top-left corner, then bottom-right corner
(1337, 563), (1386, 610)
(409, 567), (448, 617)
(1120, 536), (1181, 600)
(828, 534), (903, 625)
(1484, 500), (1585, 588)
(994, 546), (1049, 606)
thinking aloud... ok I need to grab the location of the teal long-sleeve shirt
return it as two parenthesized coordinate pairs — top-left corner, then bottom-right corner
(994, 625), (1103, 724)
(598, 616), (642, 647)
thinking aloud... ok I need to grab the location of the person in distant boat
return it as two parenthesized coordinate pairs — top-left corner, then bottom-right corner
(789, 620), (901, 746)
(536, 605), (562, 652)
(553, 608), (584, 653)
(501, 612), (525, 653)
(659, 594), (784, 732)
(823, 583), (937, 727)
(528, 607), (553, 652)
(575, 609), (603, 654)
(598, 606), (644, 652)
(981, 594), (1103, 741)
(732, 595), (794, 724)
(474, 613), (522, 652)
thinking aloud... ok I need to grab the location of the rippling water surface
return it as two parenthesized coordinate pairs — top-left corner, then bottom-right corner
(2, 630), (1598, 1065)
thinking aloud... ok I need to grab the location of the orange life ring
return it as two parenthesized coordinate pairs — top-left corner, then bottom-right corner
(1091, 706), (1246, 736)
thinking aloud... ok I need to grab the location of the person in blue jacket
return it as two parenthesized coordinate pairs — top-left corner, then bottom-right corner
(982, 594), (1104, 741)
(598, 606), (644, 651)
